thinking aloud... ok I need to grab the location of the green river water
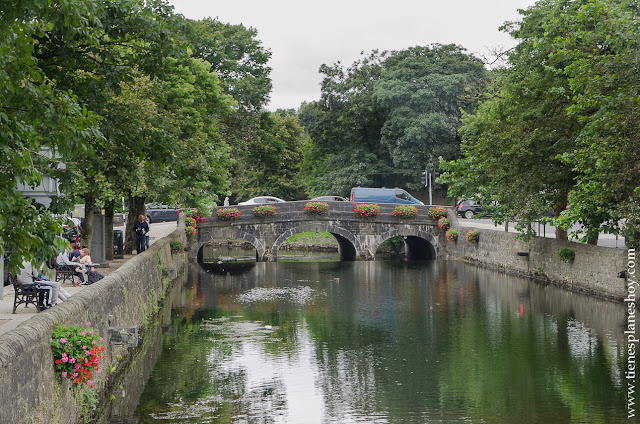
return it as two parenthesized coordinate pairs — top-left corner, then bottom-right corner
(123, 251), (630, 423)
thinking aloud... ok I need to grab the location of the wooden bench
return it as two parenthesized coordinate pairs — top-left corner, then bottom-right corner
(10, 275), (45, 314)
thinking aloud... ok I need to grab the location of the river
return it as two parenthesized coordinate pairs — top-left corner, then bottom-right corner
(113, 250), (629, 423)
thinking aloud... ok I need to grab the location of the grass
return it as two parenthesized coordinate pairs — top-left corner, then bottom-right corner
(286, 231), (336, 244)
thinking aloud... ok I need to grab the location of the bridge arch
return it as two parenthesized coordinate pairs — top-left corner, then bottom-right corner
(197, 227), (267, 262)
(271, 223), (360, 261)
(372, 229), (438, 260)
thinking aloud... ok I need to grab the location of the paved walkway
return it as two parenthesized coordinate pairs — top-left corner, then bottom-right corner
(0, 221), (177, 337)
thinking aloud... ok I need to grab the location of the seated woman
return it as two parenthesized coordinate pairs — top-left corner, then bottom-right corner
(79, 248), (105, 285)
(56, 247), (86, 284)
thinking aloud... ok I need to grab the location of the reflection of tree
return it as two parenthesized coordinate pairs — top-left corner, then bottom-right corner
(439, 303), (626, 423)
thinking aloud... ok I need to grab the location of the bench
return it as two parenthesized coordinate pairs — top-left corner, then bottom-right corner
(54, 262), (76, 285)
(10, 275), (45, 314)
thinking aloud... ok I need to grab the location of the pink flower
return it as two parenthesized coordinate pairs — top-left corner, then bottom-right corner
(89, 330), (94, 335)
(87, 380), (92, 386)
(61, 372), (67, 378)
(62, 352), (68, 358)
(86, 322), (91, 326)
(80, 331), (86, 337)
(59, 338), (67, 344)
(73, 373), (78, 378)
(62, 357), (69, 363)
(99, 337), (104, 342)
(70, 357), (76, 363)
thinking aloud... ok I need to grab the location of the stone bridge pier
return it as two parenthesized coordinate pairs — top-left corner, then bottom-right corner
(195, 201), (443, 261)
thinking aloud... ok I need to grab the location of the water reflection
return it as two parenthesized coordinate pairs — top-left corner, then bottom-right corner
(126, 260), (628, 423)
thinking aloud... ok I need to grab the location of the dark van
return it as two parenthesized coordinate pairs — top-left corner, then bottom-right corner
(350, 187), (423, 205)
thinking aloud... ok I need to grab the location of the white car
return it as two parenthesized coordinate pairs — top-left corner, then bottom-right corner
(238, 196), (286, 205)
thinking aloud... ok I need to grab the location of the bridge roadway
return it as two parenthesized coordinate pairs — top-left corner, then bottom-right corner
(196, 201), (443, 261)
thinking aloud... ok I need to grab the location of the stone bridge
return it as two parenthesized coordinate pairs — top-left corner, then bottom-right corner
(195, 201), (444, 261)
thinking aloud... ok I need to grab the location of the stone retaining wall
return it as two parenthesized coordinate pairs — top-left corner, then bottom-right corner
(0, 218), (187, 424)
(443, 211), (628, 300)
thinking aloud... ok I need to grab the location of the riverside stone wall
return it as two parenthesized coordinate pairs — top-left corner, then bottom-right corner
(443, 211), (628, 300)
(0, 218), (187, 424)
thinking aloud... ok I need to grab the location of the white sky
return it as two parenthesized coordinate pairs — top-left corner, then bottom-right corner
(168, 0), (539, 111)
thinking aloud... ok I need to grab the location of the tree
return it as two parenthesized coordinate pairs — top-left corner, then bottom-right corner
(0, 0), (102, 273)
(374, 45), (488, 176)
(234, 112), (307, 201)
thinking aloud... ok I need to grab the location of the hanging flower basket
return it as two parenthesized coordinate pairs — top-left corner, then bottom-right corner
(445, 229), (459, 242)
(429, 206), (447, 220)
(304, 201), (329, 215)
(51, 322), (106, 390)
(438, 217), (451, 231)
(253, 205), (276, 218)
(392, 205), (418, 219)
(217, 207), (240, 221)
(185, 226), (196, 236)
(354, 204), (380, 218)
(466, 229), (480, 244)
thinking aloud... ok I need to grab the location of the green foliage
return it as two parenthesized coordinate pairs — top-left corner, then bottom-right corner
(301, 46), (488, 196)
(557, 247), (575, 263)
(285, 231), (334, 243)
(445, 229), (459, 242)
(51, 322), (105, 389)
(441, 0), (640, 246)
(380, 236), (404, 253)
(438, 218), (451, 231)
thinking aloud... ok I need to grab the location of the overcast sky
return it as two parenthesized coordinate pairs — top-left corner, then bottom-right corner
(168, 0), (538, 111)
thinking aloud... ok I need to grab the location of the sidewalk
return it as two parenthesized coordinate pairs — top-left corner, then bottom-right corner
(0, 221), (177, 337)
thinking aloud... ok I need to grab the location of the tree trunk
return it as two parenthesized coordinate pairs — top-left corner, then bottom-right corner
(587, 234), (599, 246)
(105, 199), (114, 261)
(81, 194), (95, 249)
(554, 199), (568, 241)
(125, 195), (146, 254)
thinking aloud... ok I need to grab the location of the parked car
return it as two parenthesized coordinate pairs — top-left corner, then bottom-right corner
(350, 187), (423, 205)
(456, 200), (484, 219)
(146, 204), (180, 223)
(311, 196), (347, 202)
(238, 196), (286, 205)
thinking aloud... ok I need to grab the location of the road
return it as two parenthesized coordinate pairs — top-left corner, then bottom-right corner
(456, 217), (627, 249)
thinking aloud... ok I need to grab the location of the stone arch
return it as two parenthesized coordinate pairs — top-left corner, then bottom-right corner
(196, 227), (267, 262)
(271, 223), (359, 261)
(372, 229), (438, 260)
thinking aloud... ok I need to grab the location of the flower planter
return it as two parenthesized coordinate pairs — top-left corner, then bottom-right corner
(354, 204), (380, 218)
(304, 201), (329, 215)
(392, 205), (418, 219)
(253, 205), (277, 218)
(217, 207), (240, 221)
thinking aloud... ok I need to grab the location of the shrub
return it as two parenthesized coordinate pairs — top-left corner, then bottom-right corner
(558, 247), (575, 262)
(466, 229), (479, 244)
(51, 322), (106, 390)
(354, 203), (380, 217)
(170, 240), (184, 254)
(445, 229), (459, 242)
(217, 207), (240, 221)
(429, 206), (447, 220)
(392, 205), (418, 218)
(438, 217), (451, 231)
(185, 226), (196, 236)
(253, 205), (276, 218)
(304, 201), (329, 215)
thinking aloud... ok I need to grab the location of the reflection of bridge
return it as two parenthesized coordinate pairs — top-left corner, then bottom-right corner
(195, 201), (442, 261)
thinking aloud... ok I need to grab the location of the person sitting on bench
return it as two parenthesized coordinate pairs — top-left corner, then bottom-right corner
(56, 247), (86, 283)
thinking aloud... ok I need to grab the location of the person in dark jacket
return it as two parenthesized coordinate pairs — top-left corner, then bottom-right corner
(133, 214), (150, 254)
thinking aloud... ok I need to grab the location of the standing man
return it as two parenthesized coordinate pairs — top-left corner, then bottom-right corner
(133, 214), (150, 254)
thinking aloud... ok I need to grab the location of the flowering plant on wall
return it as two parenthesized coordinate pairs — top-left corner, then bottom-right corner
(185, 208), (204, 222)
(466, 229), (480, 244)
(51, 322), (106, 390)
(304, 201), (329, 215)
(445, 229), (459, 242)
(354, 204), (380, 217)
(392, 205), (418, 218)
(185, 226), (196, 236)
(438, 217), (451, 231)
(217, 207), (240, 221)
(170, 240), (185, 254)
(428, 206), (447, 220)
(253, 205), (276, 218)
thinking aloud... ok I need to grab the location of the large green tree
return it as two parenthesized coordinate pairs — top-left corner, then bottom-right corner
(302, 46), (488, 197)
(1, 0), (102, 273)
(441, 0), (640, 245)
